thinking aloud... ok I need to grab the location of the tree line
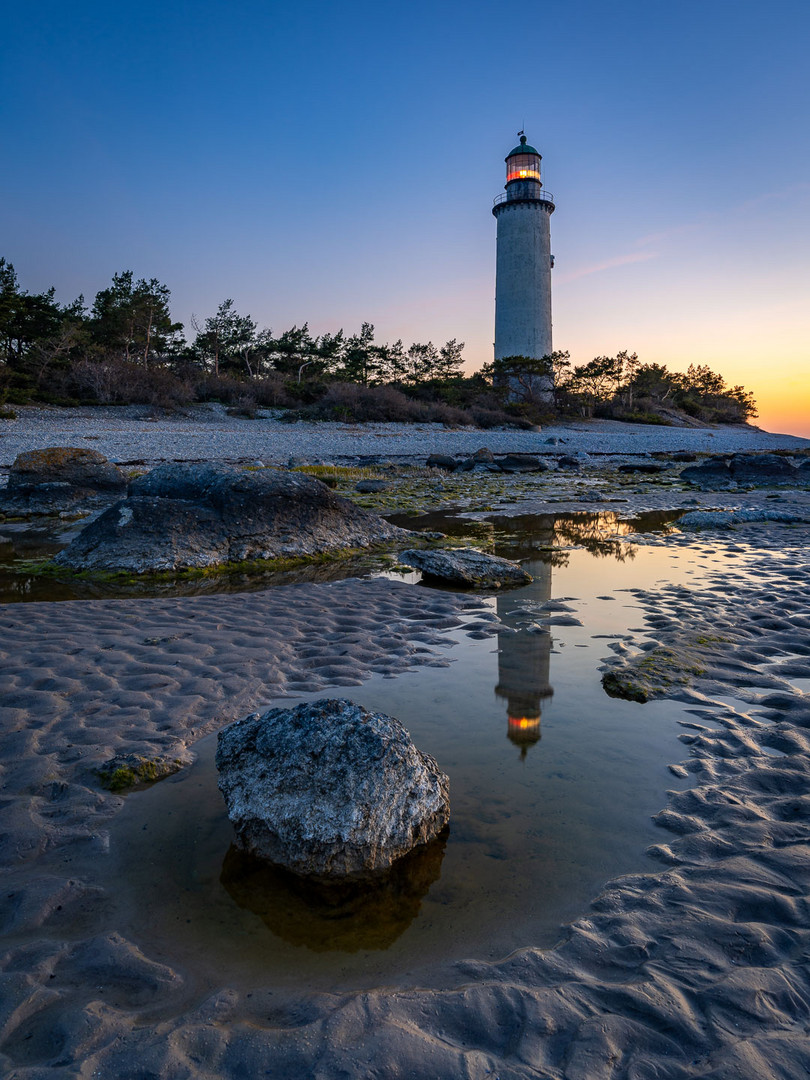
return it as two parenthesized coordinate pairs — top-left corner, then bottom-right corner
(0, 259), (757, 426)
(0, 260), (463, 395)
(488, 350), (757, 425)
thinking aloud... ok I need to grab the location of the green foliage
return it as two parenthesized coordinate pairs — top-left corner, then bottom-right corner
(545, 350), (758, 425)
(192, 299), (257, 376)
(0, 257), (759, 425)
(90, 270), (183, 366)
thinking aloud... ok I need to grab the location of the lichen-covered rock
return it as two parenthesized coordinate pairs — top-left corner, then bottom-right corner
(216, 699), (450, 879)
(0, 447), (126, 515)
(53, 463), (410, 573)
(399, 547), (532, 588)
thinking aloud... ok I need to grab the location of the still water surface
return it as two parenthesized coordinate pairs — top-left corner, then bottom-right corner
(101, 511), (713, 998)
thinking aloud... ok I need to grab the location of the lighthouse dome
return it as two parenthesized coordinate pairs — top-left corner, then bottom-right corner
(506, 134), (540, 159)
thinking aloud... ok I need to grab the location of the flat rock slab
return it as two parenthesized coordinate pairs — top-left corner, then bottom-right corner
(677, 508), (808, 530)
(400, 547), (532, 588)
(216, 699), (450, 879)
(53, 463), (410, 573)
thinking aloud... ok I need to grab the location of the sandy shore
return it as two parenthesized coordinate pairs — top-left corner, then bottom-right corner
(2, 413), (810, 1077)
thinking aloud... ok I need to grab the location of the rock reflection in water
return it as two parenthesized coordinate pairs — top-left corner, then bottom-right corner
(220, 828), (448, 953)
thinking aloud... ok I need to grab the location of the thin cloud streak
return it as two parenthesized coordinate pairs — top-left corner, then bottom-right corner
(557, 249), (659, 284)
(559, 182), (810, 286)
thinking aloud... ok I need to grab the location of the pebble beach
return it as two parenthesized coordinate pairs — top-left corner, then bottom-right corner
(1, 404), (809, 469)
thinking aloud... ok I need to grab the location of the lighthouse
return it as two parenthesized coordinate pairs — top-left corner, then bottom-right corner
(492, 134), (555, 390)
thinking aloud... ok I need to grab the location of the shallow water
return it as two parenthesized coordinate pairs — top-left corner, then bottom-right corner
(97, 510), (729, 1003)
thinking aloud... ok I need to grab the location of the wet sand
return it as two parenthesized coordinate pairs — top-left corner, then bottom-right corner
(2, 420), (810, 1077)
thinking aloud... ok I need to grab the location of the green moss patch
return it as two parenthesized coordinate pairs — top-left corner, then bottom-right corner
(602, 644), (708, 702)
(96, 754), (185, 792)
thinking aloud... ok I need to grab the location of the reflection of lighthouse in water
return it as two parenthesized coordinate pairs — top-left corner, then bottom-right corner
(495, 556), (554, 758)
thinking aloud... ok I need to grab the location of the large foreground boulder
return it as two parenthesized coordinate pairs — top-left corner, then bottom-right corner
(216, 699), (450, 880)
(53, 463), (410, 573)
(0, 447), (127, 515)
(400, 547), (532, 588)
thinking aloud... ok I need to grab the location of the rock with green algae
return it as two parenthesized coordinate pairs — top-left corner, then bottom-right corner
(602, 645), (708, 702)
(96, 753), (186, 792)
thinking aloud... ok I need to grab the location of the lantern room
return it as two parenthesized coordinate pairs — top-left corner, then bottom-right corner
(506, 134), (542, 185)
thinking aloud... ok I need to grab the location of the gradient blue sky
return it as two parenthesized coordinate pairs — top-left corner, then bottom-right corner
(3, 0), (809, 433)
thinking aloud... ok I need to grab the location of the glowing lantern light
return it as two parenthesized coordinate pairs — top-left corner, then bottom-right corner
(505, 135), (542, 185)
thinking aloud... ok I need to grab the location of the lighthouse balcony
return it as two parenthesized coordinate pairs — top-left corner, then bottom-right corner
(493, 189), (555, 210)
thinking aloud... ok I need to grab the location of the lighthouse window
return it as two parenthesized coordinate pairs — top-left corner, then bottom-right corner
(507, 153), (541, 183)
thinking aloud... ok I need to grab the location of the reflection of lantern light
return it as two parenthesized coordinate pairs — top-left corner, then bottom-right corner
(507, 713), (541, 760)
(509, 716), (539, 730)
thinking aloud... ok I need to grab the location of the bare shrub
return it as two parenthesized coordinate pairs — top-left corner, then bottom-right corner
(252, 374), (296, 408)
(226, 394), (258, 419)
(470, 406), (534, 430)
(70, 358), (120, 404)
(194, 373), (250, 404)
(316, 384), (425, 422)
(70, 358), (194, 411)
(421, 402), (472, 426)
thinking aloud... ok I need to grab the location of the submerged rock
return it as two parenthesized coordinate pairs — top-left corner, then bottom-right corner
(53, 463), (410, 573)
(399, 547), (532, 588)
(0, 447), (127, 515)
(216, 699), (450, 880)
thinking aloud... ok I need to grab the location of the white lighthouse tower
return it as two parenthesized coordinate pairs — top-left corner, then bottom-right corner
(492, 134), (555, 381)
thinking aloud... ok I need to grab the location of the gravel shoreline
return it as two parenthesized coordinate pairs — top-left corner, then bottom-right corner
(1, 404), (808, 469)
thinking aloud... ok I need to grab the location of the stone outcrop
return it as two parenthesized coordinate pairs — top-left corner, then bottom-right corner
(680, 453), (803, 488)
(53, 463), (410, 573)
(400, 547), (532, 588)
(216, 699), (450, 879)
(0, 447), (127, 515)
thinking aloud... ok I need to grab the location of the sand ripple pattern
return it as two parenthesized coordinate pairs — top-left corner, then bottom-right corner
(3, 533), (810, 1077)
